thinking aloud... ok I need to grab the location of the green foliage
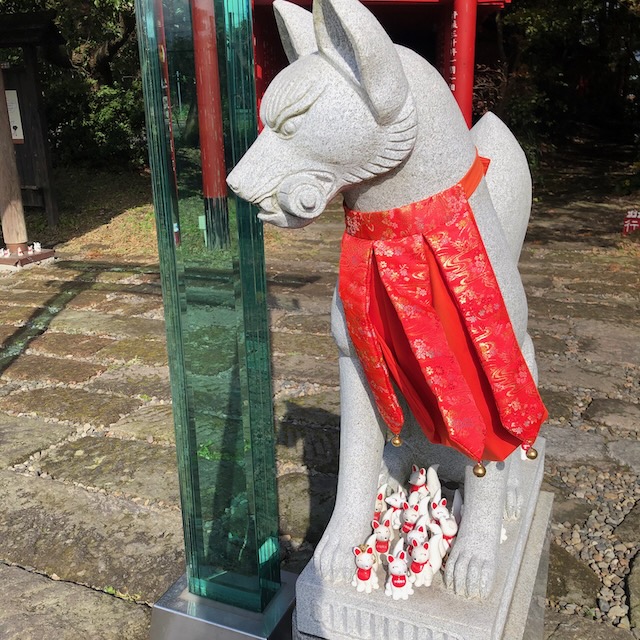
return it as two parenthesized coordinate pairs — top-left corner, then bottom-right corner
(44, 72), (146, 167)
(487, 0), (640, 153)
(0, 0), (144, 167)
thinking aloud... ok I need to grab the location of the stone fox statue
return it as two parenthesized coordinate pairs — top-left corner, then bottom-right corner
(227, 0), (546, 599)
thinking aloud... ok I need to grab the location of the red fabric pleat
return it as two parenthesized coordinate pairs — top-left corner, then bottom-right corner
(338, 154), (547, 462)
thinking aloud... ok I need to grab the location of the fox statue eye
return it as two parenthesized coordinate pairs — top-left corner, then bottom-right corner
(280, 115), (303, 138)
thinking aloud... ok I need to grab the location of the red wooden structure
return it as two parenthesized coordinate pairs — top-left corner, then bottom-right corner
(253, 0), (511, 127)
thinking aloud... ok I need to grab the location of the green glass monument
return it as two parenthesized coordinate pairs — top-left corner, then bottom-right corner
(135, 0), (294, 636)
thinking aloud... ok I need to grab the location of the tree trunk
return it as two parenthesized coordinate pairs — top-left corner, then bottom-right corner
(0, 71), (28, 251)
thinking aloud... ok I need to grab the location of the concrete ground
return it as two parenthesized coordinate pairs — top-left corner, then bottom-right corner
(0, 139), (638, 639)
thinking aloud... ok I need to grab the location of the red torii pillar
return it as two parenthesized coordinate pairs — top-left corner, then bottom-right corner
(448, 0), (478, 128)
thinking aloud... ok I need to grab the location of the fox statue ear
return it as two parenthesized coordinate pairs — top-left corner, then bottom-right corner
(313, 0), (409, 124)
(274, 0), (317, 63)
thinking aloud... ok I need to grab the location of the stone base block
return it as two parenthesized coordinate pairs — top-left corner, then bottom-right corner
(294, 446), (551, 640)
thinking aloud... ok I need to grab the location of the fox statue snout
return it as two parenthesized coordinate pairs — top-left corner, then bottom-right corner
(226, 0), (418, 227)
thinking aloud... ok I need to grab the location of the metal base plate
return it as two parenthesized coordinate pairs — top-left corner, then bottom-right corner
(150, 572), (297, 640)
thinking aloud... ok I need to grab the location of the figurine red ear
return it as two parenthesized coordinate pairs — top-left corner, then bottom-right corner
(412, 464), (418, 472)
(413, 504), (419, 512)
(387, 555), (395, 563)
(418, 525), (425, 532)
(377, 492), (383, 500)
(383, 519), (391, 527)
(423, 542), (429, 550)
(432, 502), (437, 510)
(420, 467), (426, 475)
(399, 551), (406, 560)
(372, 520), (379, 530)
(403, 501), (409, 510)
(411, 539), (418, 548)
(441, 498), (447, 507)
(354, 547), (361, 556)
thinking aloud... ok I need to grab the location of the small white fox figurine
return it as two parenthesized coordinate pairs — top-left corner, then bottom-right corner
(371, 510), (394, 563)
(385, 540), (414, 600)
(352, 544), (379, 593)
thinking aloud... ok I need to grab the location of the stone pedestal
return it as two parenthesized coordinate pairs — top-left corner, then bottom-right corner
(293, 449), (552, 640)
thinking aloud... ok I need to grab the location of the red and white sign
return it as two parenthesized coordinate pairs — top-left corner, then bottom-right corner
(623, 209), (640, 235)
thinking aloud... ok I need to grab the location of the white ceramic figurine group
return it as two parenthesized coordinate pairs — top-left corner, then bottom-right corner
(353, 465), (463, 600)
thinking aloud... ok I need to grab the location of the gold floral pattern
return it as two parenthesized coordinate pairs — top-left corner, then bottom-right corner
(338, 155), (547, 462)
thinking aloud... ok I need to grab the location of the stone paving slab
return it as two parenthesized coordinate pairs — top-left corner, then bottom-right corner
(0, 324), (17, 344)
(585, 399), (640, 432)
(2, 289), (69, 307)
(548, 542), (600, 607)
(92, 294), (164, 317)
(277, 472), (337, 543)
(47, 308), (166, 339)
(276, 423), (340, 475)
(0, 305), (43, 325)
(272, 354), (339, 386)
(0, 563), (150, 640)
(96, 337), (168, 365)
(544, 610), (636, 639)
(26, 331), (116, 359)
(528, 296), (638, 325)
(0, 413), (76, 468)
(607, 440), (640, 471)
(541, 424), (608, 463)
(538, 358), (630, 395)
(0, 470), (184, 603)
(1, 354), (105, 384)
(85, 365), (172, 401)
(107, 404), (175, 444)
(0, 388), (142, 427)
(573, 318), (640, 366)
(270, 332), (336, 358)
(539, 389), (575, 423)
(274, 390), (341, 429)
(273, 313), (332, 335)
(65, 290), (113, 310)
(39, 435), (180, 506)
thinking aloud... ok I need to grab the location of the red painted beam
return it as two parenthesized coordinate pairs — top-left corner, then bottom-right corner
(451, 0), (477, 127)
(192, 0), (227, 198)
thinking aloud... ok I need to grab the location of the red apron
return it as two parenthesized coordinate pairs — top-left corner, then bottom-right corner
(338, 154), (547, 462)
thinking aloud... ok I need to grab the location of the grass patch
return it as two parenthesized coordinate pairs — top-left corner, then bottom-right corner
(13, 165), (158, 263)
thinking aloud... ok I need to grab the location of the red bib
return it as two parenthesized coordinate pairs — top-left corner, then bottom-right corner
(376, 540), (390, 554)
(392, 574), (407, 588)
(410, 560), (427, 574)
(339, 154), (547, 462)
(357, 567), (372, 581)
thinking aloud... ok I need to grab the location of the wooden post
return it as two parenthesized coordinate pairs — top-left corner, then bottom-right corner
(0, 69), (28, 252)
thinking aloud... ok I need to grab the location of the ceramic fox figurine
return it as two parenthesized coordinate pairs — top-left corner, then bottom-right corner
(373, 483), (389, 523)
(408, 465), (429, 498)
(371, 509), (394, 563)
(385, 487), (406, 531)
(407, 539), (438, 588)
(385, 540), (414, 600)
(352, 544), (379, 593)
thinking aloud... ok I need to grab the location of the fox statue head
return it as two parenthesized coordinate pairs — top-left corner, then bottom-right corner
(226, 0), (418, 228)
